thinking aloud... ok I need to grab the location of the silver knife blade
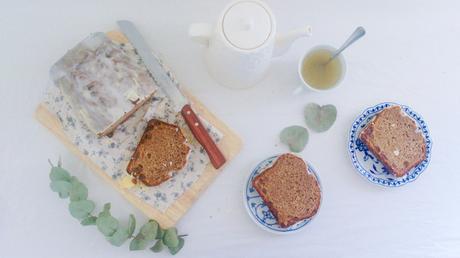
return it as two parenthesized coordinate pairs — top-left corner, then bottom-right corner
(117, 20), (188, 112)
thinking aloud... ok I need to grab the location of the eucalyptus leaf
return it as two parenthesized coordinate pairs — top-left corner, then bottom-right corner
(108, 227), (129, 247)
(127, 214), (136, 238)
(163, 228), (179, 248)
(69, 200), (95, 219)
(129, 234), (148, 251)
(49, 166), (71, 182)
(81, 216), (97, 226)
(139, 220), (158, 242)
(69, 180), (88, 201)
(168, 237), (184, 255)
(50, 180), (72, 198)
(155, 227), (164, 240)
(304, 103), (337, 132)
(280, 126), (309, 152)
(69, 176), (79, 184)
(102, 203), (111, 213)
(150, 239), (164, 253)
(96, 208), (119, 237)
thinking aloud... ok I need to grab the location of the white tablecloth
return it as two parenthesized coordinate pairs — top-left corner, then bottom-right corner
(1, 0), (460, 257)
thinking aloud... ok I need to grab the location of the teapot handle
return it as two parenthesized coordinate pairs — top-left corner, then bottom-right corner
(189, 23), (212, 46)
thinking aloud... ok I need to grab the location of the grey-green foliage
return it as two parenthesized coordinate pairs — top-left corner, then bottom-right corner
(168, 237), (185, 255)
(50, 180), (72, 198)
(304, 103), (337, 132)
(50, 166), (71, 181)
(150, 240), (164, 253)
(107, 213), (136, 246)
(127, 214), (136, 238)
(81, 216), (97, 226)
(129, 234), (149, 251)
(69, 200), (95, 219)
(140, 220), (159, 241)
(156, 228), (164, 240)
(108, 227), (130, 247)
(96, 203), (119, 237)
(48, 159), (186, 254)
(280, 125), (309, 152)
(69, 179), (88, 201)
(129, 220), (159, 251)
(163, 228), (179, 248)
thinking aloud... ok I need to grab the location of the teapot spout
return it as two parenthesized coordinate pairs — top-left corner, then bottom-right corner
(189, 23), (213, 46)
(273, 26), (312, 57)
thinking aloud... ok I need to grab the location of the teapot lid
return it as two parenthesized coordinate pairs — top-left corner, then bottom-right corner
(222, 1), (273, 50)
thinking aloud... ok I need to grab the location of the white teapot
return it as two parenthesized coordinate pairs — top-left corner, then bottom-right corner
(189, 0), (312, 89)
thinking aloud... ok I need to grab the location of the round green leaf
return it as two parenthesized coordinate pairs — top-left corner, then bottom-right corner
(168, 237), (184, 255)
(163, 228), (179, 248)
(129, 235), (148, 251)
(81, 216), (97, 226)
(50, 180), (72, 198)
(69, 200), (95, 219)
(96, 204), (118, 237)
(140, 220), (158, 242)
(127, 214), (136, 238)
(304, 103), (337, 132)
(49, 166), (71, 182)
(69, 181), (88, 201)
(280, 126), (309, 152)
(150, 239), (164, 253)
(96, 214), (119, 237)
(108, 227), (129, 247)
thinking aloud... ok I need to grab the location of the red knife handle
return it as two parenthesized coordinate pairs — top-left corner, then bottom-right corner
(181, 104), (226, 169)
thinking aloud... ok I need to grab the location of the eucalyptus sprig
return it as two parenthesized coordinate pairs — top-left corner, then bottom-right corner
(48, 159), (186, 255)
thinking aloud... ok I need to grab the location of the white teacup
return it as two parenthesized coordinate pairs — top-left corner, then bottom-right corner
(297, 45), (347, 92)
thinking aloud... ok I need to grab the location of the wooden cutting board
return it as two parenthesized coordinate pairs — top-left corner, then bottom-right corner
(35, 31), (242, 228)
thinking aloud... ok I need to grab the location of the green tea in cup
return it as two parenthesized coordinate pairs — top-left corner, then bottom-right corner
(298, 46), (345, 91)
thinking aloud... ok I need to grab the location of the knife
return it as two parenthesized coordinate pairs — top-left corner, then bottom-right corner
(117, 20), (226, 169)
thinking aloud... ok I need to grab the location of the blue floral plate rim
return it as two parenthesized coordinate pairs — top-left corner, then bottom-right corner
(244, 154), (322, 234)
(348, 102), (432, 187)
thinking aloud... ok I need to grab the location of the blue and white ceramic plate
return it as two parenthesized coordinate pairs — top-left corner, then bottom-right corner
(348, 102), (432, 187)
(244, 155), (322, 234)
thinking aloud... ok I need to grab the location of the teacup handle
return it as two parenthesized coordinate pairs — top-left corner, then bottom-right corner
(293, 85), (305, 95)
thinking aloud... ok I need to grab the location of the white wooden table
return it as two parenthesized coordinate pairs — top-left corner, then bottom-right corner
(1, 0), (460, 257)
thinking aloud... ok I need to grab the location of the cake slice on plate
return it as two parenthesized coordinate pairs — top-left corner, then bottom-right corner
(252, 153), (321, 228)
(359, 106), (426, 177)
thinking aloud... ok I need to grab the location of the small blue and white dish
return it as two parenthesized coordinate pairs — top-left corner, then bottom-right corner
(348, 102), (432, 187)
(244, 155), (322, 234)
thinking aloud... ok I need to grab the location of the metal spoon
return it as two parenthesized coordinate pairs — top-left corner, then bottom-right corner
(324, 26), (366, 65)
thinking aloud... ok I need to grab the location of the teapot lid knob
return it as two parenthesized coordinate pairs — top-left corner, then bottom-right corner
(222, 0), (273, 50)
